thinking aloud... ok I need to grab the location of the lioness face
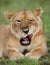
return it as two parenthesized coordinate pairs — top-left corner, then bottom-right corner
(5, 8), (43, 45)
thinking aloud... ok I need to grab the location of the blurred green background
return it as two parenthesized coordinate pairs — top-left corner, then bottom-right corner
(0, 0), (50, 41)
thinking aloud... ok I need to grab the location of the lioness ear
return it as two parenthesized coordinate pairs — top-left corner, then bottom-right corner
(34, 8), (43, 16)
(4, 11), (14, 20)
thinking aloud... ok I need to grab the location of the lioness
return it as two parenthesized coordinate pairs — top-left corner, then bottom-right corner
(0, 8), (48, 60)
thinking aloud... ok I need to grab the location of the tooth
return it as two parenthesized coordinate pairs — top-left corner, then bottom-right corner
(28, 41), (29, 43)
(22, 41), (27, 43)
(22, 41), (29, 43)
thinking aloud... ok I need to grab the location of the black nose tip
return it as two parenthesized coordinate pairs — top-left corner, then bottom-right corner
(23, 29), (29, 34)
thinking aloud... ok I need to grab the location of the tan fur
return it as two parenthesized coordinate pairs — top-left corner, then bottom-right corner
(0, 24), (10, 57)
(0, 8), (48, 60)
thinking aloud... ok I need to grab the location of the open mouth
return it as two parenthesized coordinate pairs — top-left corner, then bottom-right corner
(20, 34), (33, 46)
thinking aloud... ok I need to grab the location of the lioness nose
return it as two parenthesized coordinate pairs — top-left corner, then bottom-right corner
(23, 29), (29, 34)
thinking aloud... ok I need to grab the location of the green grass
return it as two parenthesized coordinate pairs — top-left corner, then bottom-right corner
(0, 57), (40, 65)
(0, 56), (50, 65)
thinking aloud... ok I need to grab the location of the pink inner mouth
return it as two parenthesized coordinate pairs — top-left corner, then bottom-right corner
(23, 34), (33, 42)
(28, 34), (33, 39)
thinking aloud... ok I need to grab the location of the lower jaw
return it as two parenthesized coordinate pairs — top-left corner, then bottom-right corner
(20, 42), (31, 46)
(20, 40), (31, 46)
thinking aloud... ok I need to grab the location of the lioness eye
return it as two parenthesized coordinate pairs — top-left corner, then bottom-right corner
(29, 19), (35, 24)
(30, 19), (35, 21)
(16, 20), (21, 23)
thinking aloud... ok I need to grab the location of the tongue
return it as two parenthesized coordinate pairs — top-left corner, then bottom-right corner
(23, 37), (28, 41)
(23, 34), (33, 42)
(28, 34), (33, 39)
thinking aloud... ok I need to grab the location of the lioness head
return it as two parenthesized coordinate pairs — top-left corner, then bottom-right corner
(4, 8), (43, 46)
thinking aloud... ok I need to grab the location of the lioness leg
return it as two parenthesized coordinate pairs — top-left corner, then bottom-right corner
(3, 47), (24, 60)
(25, 43), (48, 60)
